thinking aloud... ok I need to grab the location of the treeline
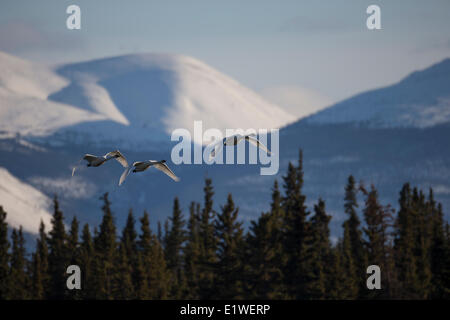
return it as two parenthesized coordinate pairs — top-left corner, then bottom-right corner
(0, 151), (449, 300)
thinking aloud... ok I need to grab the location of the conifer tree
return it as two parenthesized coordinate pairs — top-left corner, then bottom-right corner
(198, 178), (217, 299)
(30, 221), (49, 299)
(429, 193), (446, 298)
(138, 211), (168, 299)
(79, 224), (95, 299)
(282, 150), (310, 299)
(306, 199), (332, 299)
(213, 194), (245, 299)
(165, 197), (187, 298)
(339, 223), (359, 299)
(67, 217), (79, 265)
(331, 240), (359, 300)
(93, 193), (117, 299)
(47, 196), (68, 299)
(9, 227), (28, 299)
(31, 251), (44, 300)
(362, 185), (394, 298)
(246, 180), (286, 299)
(119, 210), (137, 298)
(413, 188), (432, 298)
(122, 210), (138, 261)
(184, 201), (201, 299)
(343, 175), (366, 296)
(36, 221), (49, 298)
(0, 206), (10, 299)
(394, 183), (420, 298)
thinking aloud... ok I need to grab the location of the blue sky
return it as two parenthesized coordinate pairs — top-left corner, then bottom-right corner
(1, 0), (450, 110)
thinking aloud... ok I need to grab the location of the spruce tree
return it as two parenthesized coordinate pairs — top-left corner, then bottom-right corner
(138, 211), (168, 299)
(282, 150), (310, 299)
(213, 194), (245, 299)
(31, 251), (44, 300)
(246, 180), (286, 299)
(9, 227), (28, 299)
(122, 210), (138, 261)
(394, 183), (420, 298)
(343, 175), (366, 296)
(339, 223), (359, 299)
(198, 178), (217, 299)
(429, 193), (446, 298)
(184, 201), (201, 299)
(306, 199), (333, 299)
(79, 224), (95, 299)
(165, 197), (187, 298)
(93, 193), (117, 299)
(30, 221), (49, 299)
(119, 210), (137, 298)
(47, 196), (68, 299)
(362, 185), (394, 299)
(0, 206), (10, 299)
(36, 221), (49, 298)
(413, 188), (432, 298)
(67, 217), (80, 265)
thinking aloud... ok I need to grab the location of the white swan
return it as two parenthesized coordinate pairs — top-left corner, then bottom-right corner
(209, 133), (272, 160)
(72, 150), (128, 176)
(119, 160), (180, 186)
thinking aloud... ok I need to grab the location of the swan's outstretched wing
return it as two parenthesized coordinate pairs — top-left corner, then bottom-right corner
(245, 135), (272, 155)
(72, 156), (89, 176)
(106, 150), (128, 168)
(154, 162), (180, 182)
(119, 167), (132, 186)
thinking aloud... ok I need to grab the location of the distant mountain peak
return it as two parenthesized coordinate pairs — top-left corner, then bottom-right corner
(304, 57), (450, 128)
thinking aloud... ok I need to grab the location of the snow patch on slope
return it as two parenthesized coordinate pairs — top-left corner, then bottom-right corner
(0, 52), (111, 137)
(0, 167), (52, 234)
(0, 51), (68, 99)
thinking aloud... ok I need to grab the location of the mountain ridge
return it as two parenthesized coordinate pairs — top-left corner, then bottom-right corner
(303, 57), (450, 128)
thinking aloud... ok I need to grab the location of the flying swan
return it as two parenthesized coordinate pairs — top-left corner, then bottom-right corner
(72, 150), (128, 176)
(209, 133), (272, 160)
(119, 160), (180, 186)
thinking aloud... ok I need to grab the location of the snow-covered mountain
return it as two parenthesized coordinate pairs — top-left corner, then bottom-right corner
(305, 58), (450, 128)
(0, 167), (52, 234)
(0, 51), (295, 147)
